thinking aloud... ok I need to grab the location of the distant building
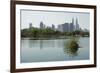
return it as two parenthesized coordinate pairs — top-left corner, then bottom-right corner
(72, 18), (74, 24)
(52, 24), (55, 30)
(40, 21), (44, 29)
(62, 23), (69, 32)
(75, 18), (79, 30)
(39, 18), (81, 32)
(73, 24), (76, 31)
(69, 18), (74, 32)
(69, 23), (74, 32)
(57, 23), (69, 32)
(58, 24), (63, 32)
(29, 23), (32, 29)
(57, 18), (75, 32)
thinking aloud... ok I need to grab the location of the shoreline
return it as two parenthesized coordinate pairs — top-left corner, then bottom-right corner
(21, 36), (89, 40)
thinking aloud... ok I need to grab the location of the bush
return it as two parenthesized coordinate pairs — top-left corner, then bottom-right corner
(65, 37), (79, 49)
(68, 40), (79, 49)
(63, 38), (79, 56)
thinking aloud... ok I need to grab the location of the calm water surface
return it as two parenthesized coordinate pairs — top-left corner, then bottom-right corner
(21, 37), (89, 63)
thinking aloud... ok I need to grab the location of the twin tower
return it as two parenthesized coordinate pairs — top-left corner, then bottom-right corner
(72, 18), (80, 31)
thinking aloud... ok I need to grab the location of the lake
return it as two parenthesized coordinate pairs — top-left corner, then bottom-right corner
(21, 37), (89, 63)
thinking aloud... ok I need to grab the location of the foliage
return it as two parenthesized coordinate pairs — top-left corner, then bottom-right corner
(64, 37), (79, 56)
(66, 37), (79, 49)
(21, 27), (89, 38)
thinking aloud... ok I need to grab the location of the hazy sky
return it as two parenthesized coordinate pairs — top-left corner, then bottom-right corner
(21, 9), (90, 30)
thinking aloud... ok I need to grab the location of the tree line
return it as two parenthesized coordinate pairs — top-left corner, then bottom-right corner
(21, 27), (89, 38)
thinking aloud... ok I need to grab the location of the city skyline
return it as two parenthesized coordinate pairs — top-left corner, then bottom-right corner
(21, 10), (90, 30)
(39, 18), (80, 32)
(29, 18), (89, 32)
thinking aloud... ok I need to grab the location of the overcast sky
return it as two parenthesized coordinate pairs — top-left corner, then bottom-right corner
(21, 9), (90, 30)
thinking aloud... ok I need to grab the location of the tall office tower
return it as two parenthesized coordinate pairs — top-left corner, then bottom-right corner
(62, 23), (69, 32)
(76, 18), (79, 30)
(52, 24), (55, 30)
(40, 21), (44, 29)
(29, 23), (32, 29)
(58, 24), (63, 32)
(72, 18), (74, 25)
(69, 18), (74, 32)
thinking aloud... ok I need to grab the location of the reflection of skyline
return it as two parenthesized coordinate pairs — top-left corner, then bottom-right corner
(27, 40), (56, 50)
(21, 10), (90, 30)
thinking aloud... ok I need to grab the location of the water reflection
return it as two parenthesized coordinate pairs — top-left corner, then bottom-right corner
(21, 37), (89, 63)
(40, 40), (43, 50)
(28, 39), (56, 50)
(63, 47), (78, 57)
(28, 39), (44, 49)
(63, 41), (79, 57)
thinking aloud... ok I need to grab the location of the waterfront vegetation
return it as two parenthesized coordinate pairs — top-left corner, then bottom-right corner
(21, 27), (89, 39)
(66, 37), (79, 49)
(64, 37), (79, 56)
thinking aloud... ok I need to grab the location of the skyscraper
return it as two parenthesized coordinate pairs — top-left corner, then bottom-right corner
(57, 18), (75, 32)
(76, 18), (79, 30)
(58, 24), (63, 32)
(62, 23), (69, 32)
(40, 21), (44, 29)
(57, 18), (81, 32)
(52, 24), (55, 30)
(72, 18), (74, 25)
(69, 18), (74, 32)
(29, 23), (32, 29)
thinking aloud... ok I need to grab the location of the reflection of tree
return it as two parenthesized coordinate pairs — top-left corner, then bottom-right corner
(63, 46), (78, 57)
(28, 40), (34, 48)
(63, 37), (79, 57)
(40, 40), (43, 50)
(28, 39), (44, 50)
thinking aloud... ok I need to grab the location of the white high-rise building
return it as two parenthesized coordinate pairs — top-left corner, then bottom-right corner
(76, 18), (79, 30)
(52, 24), (55, 30)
